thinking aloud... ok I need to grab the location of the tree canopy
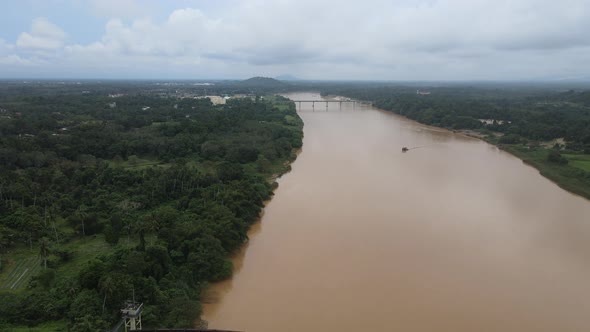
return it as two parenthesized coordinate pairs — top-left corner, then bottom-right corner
(0, 87), (302, 331)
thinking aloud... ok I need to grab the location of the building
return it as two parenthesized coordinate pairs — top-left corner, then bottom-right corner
(196, 96), (226, 105)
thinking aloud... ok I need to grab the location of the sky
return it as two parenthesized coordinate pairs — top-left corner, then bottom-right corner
(1, 0), (589, 80)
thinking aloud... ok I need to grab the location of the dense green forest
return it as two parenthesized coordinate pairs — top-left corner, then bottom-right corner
(321, 85), (590, 198)
(0, 87), (303, 331)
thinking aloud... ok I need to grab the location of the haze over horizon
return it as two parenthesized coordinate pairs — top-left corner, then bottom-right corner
(1, 0), (589, 81)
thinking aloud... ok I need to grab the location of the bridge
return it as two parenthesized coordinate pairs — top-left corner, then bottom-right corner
(290, 99), (371, 111)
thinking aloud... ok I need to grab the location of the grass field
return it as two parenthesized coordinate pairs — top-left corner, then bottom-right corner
(54, 235), (115, 279)
(0, 235), (138, 291)
(108, 155), (167, 170)
(0, 252), (42, 291)
(1, 321), (67, 332)
(564, 154), (590, 172)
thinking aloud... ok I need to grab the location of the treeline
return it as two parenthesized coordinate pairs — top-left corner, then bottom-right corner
(0, 93), (302, 331)
(0, 95), (300, 165)
(321, 86), (590, 151)
(0, 79), (297, 99)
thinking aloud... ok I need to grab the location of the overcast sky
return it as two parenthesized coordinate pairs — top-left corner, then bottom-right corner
(1, 0), (589, 80)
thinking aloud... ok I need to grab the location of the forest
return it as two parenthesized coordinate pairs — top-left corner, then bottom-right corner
(0, 84), (303, 331)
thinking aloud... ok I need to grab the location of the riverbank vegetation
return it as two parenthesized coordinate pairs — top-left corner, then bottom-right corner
(0, 86), (302, 331)
(320, 85), (590, 199)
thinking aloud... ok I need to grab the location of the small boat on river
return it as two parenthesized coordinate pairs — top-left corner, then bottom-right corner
(402, 147), (409, 152)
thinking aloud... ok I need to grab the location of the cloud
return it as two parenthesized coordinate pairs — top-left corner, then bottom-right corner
(0, 39), (35, 66)
(0, 54), (35, 66)
(3, 0), (590, 79)
(0, 39), (14, 55)
(64, 8), (224, 60)
(16, 18), (66, 51)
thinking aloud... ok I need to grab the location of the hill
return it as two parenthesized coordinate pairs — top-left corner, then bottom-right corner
(238, 76), (285, 87)
(275, 74), (300, 81)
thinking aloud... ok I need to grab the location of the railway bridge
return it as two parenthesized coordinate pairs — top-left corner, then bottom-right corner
(291, 99), (370, 111)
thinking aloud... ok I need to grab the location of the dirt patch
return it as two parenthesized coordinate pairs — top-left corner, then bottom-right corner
(458, 130), (501, 139)
(540, 137), (565, 148)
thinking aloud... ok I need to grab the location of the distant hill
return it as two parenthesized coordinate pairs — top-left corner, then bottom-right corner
(275, 74), (299, 81)
(238, 76), (285, 87)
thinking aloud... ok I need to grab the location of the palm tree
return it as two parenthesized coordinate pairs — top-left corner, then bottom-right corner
(38, 237), (50, 269)
(48, 203), (61, 244)
(75, 205), (88, 236)
(99, 275), (117, 314)
(133, 217), (159, 251)
(0, 227), (10, 253)
(0, 231), (7, 271)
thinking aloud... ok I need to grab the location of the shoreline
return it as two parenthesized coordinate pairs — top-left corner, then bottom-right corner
(444, 126), (590, 201)
(455, 129), (590, 201)
(494, 144), (590, 200)
(340, 96), (590, 201)
(199, 101), (304, 327)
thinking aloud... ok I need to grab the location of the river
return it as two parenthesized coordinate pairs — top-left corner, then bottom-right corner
(202, 92), (590, 332)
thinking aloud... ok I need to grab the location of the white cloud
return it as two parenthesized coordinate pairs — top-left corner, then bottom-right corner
(0, 39), (14, 55)
(16, 18), (66, 51)
(0, 38), (37, 67)
(97, 8), (223, 57)
(4, 0), (590, 79)
(0, 54), (35, 66)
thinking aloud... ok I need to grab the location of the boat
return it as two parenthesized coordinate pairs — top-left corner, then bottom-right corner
(402, 147), (409, 152)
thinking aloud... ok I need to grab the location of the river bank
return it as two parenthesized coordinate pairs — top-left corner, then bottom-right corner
(350, 98), (590, 201)
(494, 143), (590, 199)
(450, 129), (590, 200)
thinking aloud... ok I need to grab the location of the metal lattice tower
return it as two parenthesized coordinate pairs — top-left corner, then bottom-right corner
(121, 301), (143, 331)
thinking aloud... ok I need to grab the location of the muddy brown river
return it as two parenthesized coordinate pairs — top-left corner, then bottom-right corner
(203, 92), (590, 332)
